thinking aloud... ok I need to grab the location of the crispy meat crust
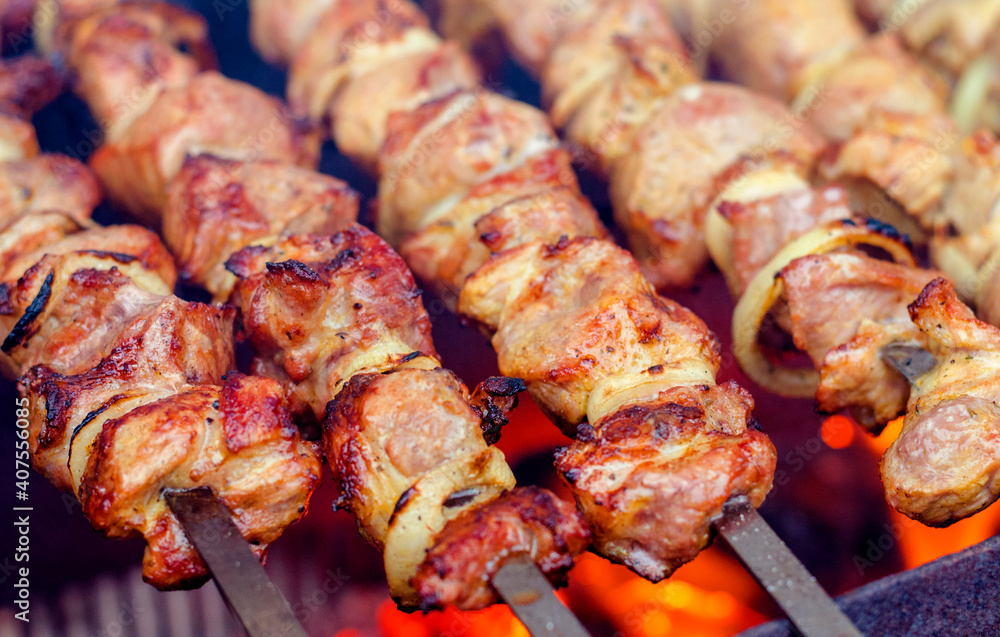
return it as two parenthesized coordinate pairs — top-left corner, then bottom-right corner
(413, 486), (590, 611)
(377, 90), (560, 247)
(780, 252), (940, 428)
(64, 1), (215, 138)
(164, 155), (358, 300)
(556, 382), (775, 581)
(90, 72), (319, 223)
(0, 155), (101, 228)
(881, 278), (1000, 525)
(325, 367), (586, 610)
(227, 226), (436, 419)
(460, 237), (721, 432)
(16, 269), (234, 489)
(398, 147), (606, 307)
(610, 83), (824, 289)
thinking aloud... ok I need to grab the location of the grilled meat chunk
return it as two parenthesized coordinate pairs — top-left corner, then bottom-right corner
(0, 155), (101, 226)
(412, 486), (590, 610)
(780, 252), (940, 427)
(711, 0), (866, 101)
(378, 90), (561, 247)
(286, 0), (480, 170)
(227, 224), (586, 609)
(882, 278), (1000, 525)
(610, 83), (824, 288)
(164, 155), (358, 301)
(226, 227), (436, 420)
(63, 1), (214, 140)
(90, 72), (319, 223)
(22, 364), (319, 589)
(460, 237), (721, 432)
(556, 382), (775, 581)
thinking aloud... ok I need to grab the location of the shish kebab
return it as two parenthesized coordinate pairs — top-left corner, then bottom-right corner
(671, 0), (1000, 318)
(0, 52), (324, 599)
(243, 4), (870, 633)
(435, 0), (1000, 326)
(434, 0), (1000, 528)
(25, 0), (594, 626)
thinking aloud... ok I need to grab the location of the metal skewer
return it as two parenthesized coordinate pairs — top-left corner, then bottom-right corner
(492, 556), (593, 637)
(714, 498), (865, 637)
(164, 487), (309, 637)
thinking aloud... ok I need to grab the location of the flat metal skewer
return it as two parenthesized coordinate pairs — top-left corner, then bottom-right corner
(715, 498), (865, 637)
(492, 555), (593, 637)
(165, 487), (309, 637)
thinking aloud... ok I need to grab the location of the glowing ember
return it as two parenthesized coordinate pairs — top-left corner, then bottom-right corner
(566, 550), (769, 636)
(377, 599), (531, 637)
(821, 415), (856, 449)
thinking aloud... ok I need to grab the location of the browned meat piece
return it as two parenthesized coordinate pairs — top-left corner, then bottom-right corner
(378, 90), (560, 247)
(413, 486), (590, 610)
(226, 227), (436, 420)
(799, 34), (949, 143)
(23, 364), (320, 589)
(780, 252), (940, 427)
(0, 258), (181, 385)
(460, 237), (721, 431)
(710, 162), (853, 296)
(1, 224), (177, 289)
(881, 278), (1000, 525)
(710, 0), (866, 101)
(436, 0), (573, 75)
(248, 0), (338, 66)
(64, 1), (215, 140)
(0, 55), (63, 120)
(819, 110), (958, 229)
(13, 264), (232, 489)
(89, 72), (319, 224)
(0, 212), (84, 283)
(0, 155), (100, 227)
(326, 367), (586, 610)
(555, 382), (775, 581)
(398, 148), (606, 307)
(929, 131), (1000, 301)
(330, 43), (479, 170)
(163, 155), (358, 301)
(540, 0), (697, 175)
(285, 0), (480, 169)
(226, 223), (584, 609)
(459, 237), (775, 577)
(325, 368), (515, 561)
(610, 82), (825, 288)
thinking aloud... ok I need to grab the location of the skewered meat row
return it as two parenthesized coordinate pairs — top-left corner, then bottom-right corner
(43, 0), (588, 610)
(434, 0), (1000, 527)
(250, 0), (777, 582)
(226, 228), (588, 609)
(0, 53), (321, 590)
(852, 0), (1000, 134)
(435, 0), (1000, 299)
(703, 162), (1000, 526)
(666, 0), (1000, 311)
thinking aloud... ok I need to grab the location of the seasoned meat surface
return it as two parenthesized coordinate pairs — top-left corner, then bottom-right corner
(164, 155), (358, 301)
(556, 382), (775, 581)
(882, 279), (1000, 525)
